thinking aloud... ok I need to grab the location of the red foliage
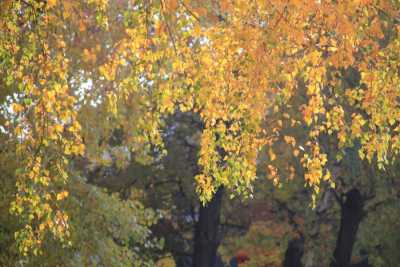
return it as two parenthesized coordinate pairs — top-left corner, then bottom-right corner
(236, 250), (250, 263)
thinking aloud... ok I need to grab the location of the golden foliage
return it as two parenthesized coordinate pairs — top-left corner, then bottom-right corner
(2, 0), (400, 255)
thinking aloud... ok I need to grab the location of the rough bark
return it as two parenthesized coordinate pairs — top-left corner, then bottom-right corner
(330, 188), (364, 267)
(192, 187), (224, 267)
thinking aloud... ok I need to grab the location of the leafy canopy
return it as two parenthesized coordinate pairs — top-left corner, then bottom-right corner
(1, 0), (399, 255)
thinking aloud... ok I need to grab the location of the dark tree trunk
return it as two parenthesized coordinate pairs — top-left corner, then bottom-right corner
(193, 187), (224, 267)
(330, 188), (364, 267)
(283, 237), (304, 267)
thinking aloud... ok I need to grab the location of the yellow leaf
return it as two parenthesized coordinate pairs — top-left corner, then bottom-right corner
(268, 148), (276, 161)
(12, 103), (24, 113)
(48, 0), (57, 8)
(15, 126), (22, 136)
(54, 124), (63, 133)
(64, 146), (71, 155)
(284, 135), (296, 147)
(56, 191), (69, 201)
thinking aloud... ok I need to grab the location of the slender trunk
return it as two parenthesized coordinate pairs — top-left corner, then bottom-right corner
(283, 237), (304, 267)
(330, 188), (364, 267)
(193, 187), (224, 267)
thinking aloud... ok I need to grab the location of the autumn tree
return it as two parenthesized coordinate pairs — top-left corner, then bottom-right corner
(2, 1), (400, 266)
(0, 0), (163, 263)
